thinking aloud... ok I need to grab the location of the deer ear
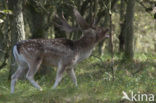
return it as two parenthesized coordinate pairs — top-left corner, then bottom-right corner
(73, 8), (90, 30)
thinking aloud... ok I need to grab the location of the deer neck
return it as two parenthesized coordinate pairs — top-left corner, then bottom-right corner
(74, 36), (95, 61)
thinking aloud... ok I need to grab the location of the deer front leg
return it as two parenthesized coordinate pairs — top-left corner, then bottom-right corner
(52, 62), (65, 89)
(26, 59), (43, 91)
(67, 68), (77, 87)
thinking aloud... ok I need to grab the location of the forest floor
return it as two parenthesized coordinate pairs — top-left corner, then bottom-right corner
(0, 53), (156, 103)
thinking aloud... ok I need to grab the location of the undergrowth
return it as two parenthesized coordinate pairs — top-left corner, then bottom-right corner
(0, 53), (155, 103)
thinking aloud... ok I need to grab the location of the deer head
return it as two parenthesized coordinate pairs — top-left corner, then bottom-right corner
(55, 8), (109, 44)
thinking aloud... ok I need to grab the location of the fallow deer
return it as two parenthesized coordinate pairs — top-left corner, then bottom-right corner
(10, 8), (109, 93)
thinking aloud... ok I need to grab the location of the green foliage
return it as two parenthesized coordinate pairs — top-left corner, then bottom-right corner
(0, 9), (12, 24)
(0, 54), (155, 103)
(0, 10), (12, 15)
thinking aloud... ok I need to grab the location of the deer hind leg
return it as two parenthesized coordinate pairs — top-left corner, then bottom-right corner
(26, 59), (42, 91)
(52, 62), (66, 89)
(11, 65), (27, 93)
(67, 68), (77, 87)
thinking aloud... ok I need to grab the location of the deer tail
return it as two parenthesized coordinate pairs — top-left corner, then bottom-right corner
(13, 45), (19, 63)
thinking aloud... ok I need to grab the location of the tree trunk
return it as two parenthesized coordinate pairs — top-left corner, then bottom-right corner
(119, 0), (126, 52)
(25, 2), (48, 38)
(124, 0), (135, 60)
(8, 0), (25, 79)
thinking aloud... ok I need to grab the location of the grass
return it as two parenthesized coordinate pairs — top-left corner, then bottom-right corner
(0, 53), (156, 103)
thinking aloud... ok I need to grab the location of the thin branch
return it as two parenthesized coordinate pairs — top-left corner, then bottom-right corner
(91, 55), (104, 65)
(0, 51), (8, 70)
(0, 61), (7, 70)
(136, 0), (153, 17)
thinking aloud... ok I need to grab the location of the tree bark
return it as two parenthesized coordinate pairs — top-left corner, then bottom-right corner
(8, 0), (25, 79)
(25, 1), (48, 38)
(124, 0), (135, 59)
(119, 0), (126, 52)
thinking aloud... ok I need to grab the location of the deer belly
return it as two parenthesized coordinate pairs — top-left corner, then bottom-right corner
(42, 55), (60, 66)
